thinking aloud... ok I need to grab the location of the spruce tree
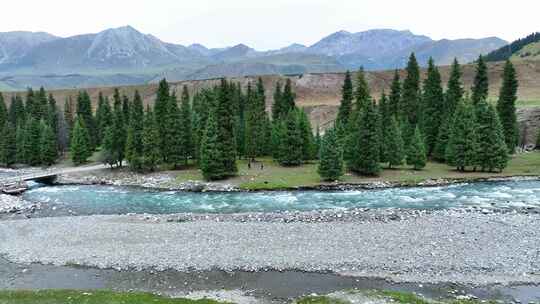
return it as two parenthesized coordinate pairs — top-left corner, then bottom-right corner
(70, 117), (91, 165)
(471, 55), (489, 105)
(95, 92), (107, 145)
(245, 81), (267, 158)
(101, 126), (116, 168)
(378, 92), (391, 163)
(318, 128), (344, 181)
(421, 58), (444, 155)
(445, 58), (464, 118)
(122, 94), (131, 126)
(354, 67), (371, 112)
(271, 120), (285, 160)
(297, 109), (315, 161)
(336, 70), (354, 128)
(281, 78), (296, 114)
(389, 70), (401, 118)
(164, 92), (184, 168)
(154, 79), (171, 159)
(496, 60), (519, 154)
(446, 99), (477, 171)
(9, 95), (26, 127)
(235, 83), (247, 158)
(76, 90), (96, 149)
(180, 85), (194, 165)
(475, 99), (509, 172)
(433, 117), (452, 162)
(200, 109), (226, 180)
(23, 118), (42, 166)
(108, 93), (127, 167)
(278, 110), (303, 166)
(401, 53), (421, 125)
(272, 81), (283, 121)
(46, 94), (58, 135)
(385, 117), (405, 169)
(63, 97), (75, 143)
(216, 79), (237, 174)
(0, 122), (16, 167)
(348, 101), (380, 176)
(40, 122), (57, 166)
(125, 90), (145, 171)
(406, 126), (427, 170)
(142, 106), (161, 171)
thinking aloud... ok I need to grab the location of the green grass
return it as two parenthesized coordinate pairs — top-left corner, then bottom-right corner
(0, 290), (229, 304)
(295, 296), (349, 304)
(172, 152), (540, 190)
(516, 99), (540, 108)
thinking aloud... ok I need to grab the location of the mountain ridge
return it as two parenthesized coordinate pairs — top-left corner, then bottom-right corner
(0, 26), (508, 90)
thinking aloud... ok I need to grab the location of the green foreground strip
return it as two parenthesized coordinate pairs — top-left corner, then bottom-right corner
(0, 290), (229, 304)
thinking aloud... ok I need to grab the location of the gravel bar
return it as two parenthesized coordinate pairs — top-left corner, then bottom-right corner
(1, 212), (540, 284)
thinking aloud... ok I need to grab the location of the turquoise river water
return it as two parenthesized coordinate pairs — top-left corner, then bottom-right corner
(20, 179), (540, 216)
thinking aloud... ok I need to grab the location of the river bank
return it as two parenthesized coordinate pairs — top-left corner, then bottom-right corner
(1, 210), (539, 285)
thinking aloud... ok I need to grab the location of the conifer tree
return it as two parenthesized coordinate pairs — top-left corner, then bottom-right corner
(101, 126), (116, 168)
(401, 53), (421, 125)
(433, 117), (452, 162)
(272, 81), (283, 121)
(76, 91), (96, 149)
(421, 57), (444, 155)
(23, 118), (42, 166)
(475, 99), (509, 172)
(446, 99), (477, 171)
(385, 117), (405, 169)
(142, 106), (161, 171)
(63, 97), (75, 146)
(0, 122), (16, 167)
(336, 70), (354, 128)
(40, 122), (57, 166)
(318, 128), (344, 181)
(9, 95), (26, 127)
(95, 92), (107, 145)
(35, 87), (48, 121)
(281, 78), (296, 114)
(46, 94), (58, 135)
(496, 60), (519, 154)
(278, 110), (303, 166)
(200, 109), (226, 180)
(0, 93), (7, 130)
(378, 92), (391, 163)
(471, 55), (489, 105)
(389, 70), (401, 118)
(297, 109), (315, 161)
(164, 92), (184, 168)
(216, 79), (237, 174)
(154, 79), (171, 159)
(354, 67), (371, 112)
(180, 85), (194, 165)
(348, 101), (380, 176)
(70, 117), (91, 165)
(445, 58), (464, 118)
(271, 120), (285, 160)
(235, 83), (247, 158)
(406, 126), (427, 170)
(192, 89), (212, 161)
(122, 94), (131, 126)
(125, 90), (145, 171)
(245, 81), (267, 158)
(107, 93), (127, 167)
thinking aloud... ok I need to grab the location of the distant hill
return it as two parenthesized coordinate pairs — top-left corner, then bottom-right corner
(0, 26), (507, 90)
(485, 32), (540, 62)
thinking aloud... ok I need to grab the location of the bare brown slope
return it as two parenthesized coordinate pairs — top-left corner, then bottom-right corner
(4, 60), (540, 131)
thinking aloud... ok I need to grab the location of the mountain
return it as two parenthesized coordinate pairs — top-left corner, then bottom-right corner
(0, 31), (59, 64)
(485, 32), (540, 62)
(0, 26), (508, 90)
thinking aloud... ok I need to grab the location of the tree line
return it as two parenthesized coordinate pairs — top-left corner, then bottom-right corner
(0, 54), (520, 183)
(317, 54), (519, 181)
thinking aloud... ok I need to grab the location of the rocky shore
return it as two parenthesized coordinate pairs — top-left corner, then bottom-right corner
(1, 210), (539, 285)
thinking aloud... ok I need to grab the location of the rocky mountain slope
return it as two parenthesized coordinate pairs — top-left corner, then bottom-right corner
(0, 26), (507, 90)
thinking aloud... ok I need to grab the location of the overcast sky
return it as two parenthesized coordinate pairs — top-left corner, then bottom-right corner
(2, 0), (538, 50)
